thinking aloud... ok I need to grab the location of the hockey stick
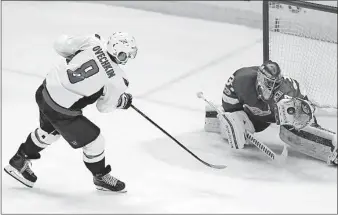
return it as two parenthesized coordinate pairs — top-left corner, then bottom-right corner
(309, 99), (337, 110)
(131, 104), (227, 169)
(196, 92), (288, 164)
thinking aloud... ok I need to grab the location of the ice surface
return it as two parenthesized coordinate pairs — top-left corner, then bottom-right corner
(1, 2), (337, 214)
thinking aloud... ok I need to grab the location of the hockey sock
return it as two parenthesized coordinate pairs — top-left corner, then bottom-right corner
(21, 134), (44, 159)
(84, 158), (106, 176)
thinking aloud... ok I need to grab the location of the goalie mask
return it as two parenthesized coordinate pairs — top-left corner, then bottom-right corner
(106, 32), (138, 65)
(274, 96), (315, 130)
(256, 60), (282, 101)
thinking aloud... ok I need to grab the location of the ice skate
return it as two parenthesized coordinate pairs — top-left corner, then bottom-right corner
(4, 145), (37, 188)
(93, 165), (126, 193)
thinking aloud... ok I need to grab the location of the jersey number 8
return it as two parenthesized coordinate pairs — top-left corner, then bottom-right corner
(67, 60), (99, 84)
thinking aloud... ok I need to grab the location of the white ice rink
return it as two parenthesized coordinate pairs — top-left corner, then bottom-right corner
(1, 1), (337, 214)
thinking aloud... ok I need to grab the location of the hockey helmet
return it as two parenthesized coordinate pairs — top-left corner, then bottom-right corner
(106, 32), (138, 65)
(256, 60), (282, 101)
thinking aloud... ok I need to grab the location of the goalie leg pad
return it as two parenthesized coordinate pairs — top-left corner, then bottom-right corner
(218, 111), (255, 149)
(280, 124), (336, 164)
(328, 133), (337, 165)
(204, 104), (223, 133)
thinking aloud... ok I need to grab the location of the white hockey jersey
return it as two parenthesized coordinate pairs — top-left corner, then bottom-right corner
(45, 34), (128, 113)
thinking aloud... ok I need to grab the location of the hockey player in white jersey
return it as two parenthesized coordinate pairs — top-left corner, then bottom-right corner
(4, 32), (138, 192)
(204, 60), (337, 165)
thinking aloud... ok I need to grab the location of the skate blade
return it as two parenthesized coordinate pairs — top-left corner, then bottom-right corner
(95, 185), (127, 193)
(4, 165), (34, 188)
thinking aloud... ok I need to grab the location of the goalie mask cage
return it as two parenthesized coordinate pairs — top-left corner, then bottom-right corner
(263, 0), (337, 109)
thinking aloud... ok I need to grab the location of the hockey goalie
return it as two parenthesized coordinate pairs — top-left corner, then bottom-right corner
(204, 60), (337, 165)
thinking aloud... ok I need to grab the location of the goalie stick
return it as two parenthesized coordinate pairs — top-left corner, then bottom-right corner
(196, 91), (288, 164)
(131, 104), (227, 169)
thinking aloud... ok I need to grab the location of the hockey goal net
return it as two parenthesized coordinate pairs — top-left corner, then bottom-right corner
(263, 0), (337, 110)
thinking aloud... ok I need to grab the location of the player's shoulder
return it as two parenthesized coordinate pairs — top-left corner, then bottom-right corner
(233, 66), (258, 84)
(81, 34), (103, 49)
(228, 66), (258, 97)
(54, 34), (103, 58)
(234, 66), (259, 78)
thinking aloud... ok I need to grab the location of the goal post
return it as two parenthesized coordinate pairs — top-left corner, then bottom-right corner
(263, 0), (337, 109)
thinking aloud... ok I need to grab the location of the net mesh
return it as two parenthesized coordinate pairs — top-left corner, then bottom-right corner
(268, 1), (337, 108)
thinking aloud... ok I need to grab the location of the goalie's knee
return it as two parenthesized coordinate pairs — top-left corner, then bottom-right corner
(218, 111), (255, 149)
(30, 128), (61, 149)
(219, 111), (255, 135)
(235, 111), (255, 133)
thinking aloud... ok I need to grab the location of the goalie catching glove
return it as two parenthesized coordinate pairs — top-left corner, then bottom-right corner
(274, 96), (315, 130)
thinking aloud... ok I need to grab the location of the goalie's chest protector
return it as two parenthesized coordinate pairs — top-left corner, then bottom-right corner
(234, 68), (277, 123)
(235, 69), (303, 124)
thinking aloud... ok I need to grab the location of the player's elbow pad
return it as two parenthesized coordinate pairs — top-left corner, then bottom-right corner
(96, 86), (118, 113)
(96, 100), (114, 113)
(96, 84), (125, 113)
(97, 98), (116, 113)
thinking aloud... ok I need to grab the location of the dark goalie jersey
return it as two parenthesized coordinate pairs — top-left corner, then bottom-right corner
(222, 66), (306, 131)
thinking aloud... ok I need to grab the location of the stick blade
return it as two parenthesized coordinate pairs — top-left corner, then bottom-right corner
(201, 160), (227, 169)
(210, 164), (227, 169)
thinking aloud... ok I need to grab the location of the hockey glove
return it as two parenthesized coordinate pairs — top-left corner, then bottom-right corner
(274, 96), (315, 130)
(117, 93), (133, 109)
